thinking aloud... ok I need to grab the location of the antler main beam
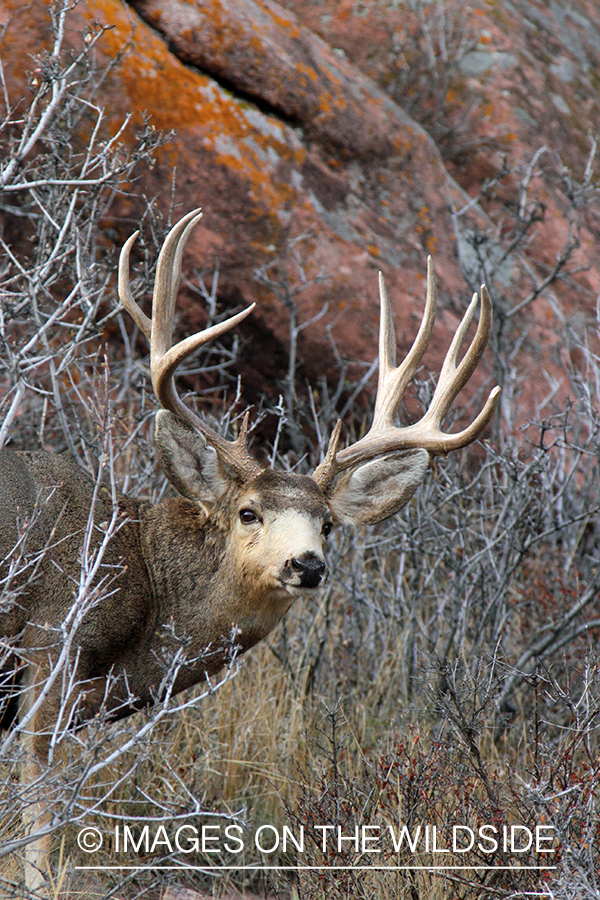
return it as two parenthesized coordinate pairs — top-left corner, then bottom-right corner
(313, 260), (500, 489)
(119, 208), (261, 479)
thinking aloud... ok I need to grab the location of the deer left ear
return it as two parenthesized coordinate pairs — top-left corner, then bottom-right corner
(325, 449), (429, 526)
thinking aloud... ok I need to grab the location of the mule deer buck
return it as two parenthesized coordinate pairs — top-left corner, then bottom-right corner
(0, 208), (499, 890)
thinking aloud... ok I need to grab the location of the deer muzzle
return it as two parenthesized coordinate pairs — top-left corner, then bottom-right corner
(288, 552), (328, 589)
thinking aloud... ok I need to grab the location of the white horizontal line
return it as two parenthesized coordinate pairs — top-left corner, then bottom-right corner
(76, 864), (558, 871)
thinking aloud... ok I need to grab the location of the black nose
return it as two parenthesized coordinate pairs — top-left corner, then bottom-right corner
(291, 554), (327, 588)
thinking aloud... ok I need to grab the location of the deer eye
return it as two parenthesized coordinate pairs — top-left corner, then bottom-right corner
(239, 508), (259, 525)
(322, 521), (333, 538)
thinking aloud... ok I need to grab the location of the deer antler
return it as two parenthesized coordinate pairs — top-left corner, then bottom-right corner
(313, 259), (500, 489)
(119, 208), (261, 479)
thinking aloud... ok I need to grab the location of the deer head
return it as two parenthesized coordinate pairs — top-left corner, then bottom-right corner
(119, 209), (499, 555)
(119, 209), (501, 583)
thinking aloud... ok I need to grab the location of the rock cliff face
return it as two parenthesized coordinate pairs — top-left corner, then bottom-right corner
(1, 0), (598, 432)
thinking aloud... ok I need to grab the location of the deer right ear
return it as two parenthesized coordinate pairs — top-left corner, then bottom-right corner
(326, 448), (429, 526)
(155, 411), (230, 508)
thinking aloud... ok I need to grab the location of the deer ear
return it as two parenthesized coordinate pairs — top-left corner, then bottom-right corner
(325, 449), (429, 526)
(154, 411), (230, 508)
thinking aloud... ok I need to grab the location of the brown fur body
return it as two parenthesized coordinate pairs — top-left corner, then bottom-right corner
(0, 448), (335, 730)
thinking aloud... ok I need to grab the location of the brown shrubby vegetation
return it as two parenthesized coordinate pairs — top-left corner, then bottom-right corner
(0, 5), (599, 899)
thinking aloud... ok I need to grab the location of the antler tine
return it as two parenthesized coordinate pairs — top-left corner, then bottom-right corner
(118, 209), (203, 342)
(372, 258), (436, 430)
(120, 208), (261, 479)
(422, 284), (493, 430)
(312, 262), (500, 490)
(119, 231), (152, 338)
(150, 209), (202, 364)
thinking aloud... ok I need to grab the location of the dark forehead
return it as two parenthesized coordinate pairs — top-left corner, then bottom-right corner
(247, 470), (329, 517)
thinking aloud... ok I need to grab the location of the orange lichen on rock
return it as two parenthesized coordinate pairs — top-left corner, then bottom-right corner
(129, 0), (429, 162)
(76, 0), (309, 219)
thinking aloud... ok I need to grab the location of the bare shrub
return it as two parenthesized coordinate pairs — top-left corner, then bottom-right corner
(385, 0), (498, 165)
